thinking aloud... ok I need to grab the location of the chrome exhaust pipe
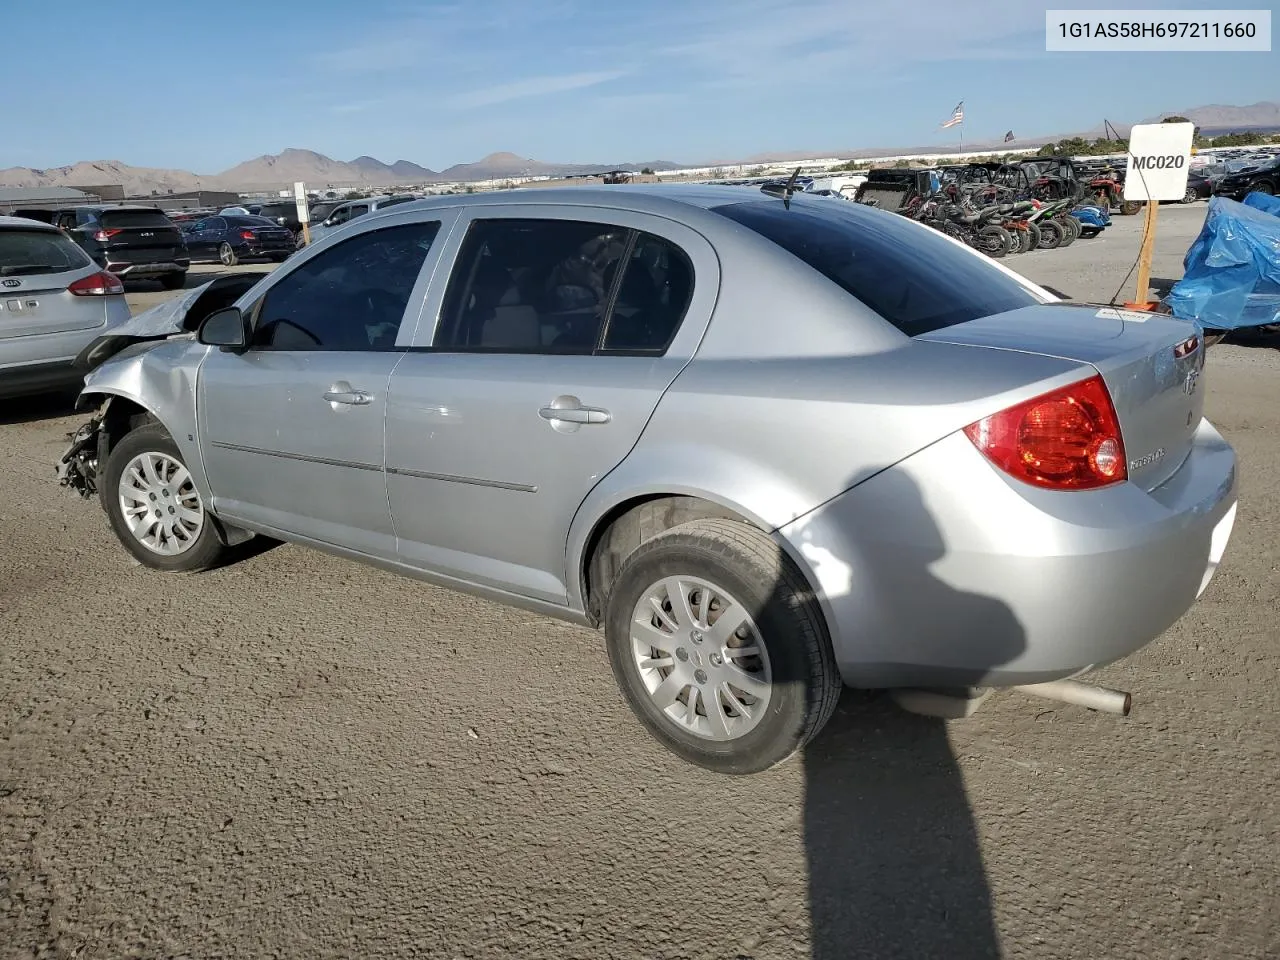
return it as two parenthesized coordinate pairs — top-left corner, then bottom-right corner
(1012, 679), (1132, 716)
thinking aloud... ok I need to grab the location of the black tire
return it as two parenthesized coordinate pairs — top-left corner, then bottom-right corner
(1120, 200), (1143, 216)
(1056, 217), (1078, 247)
(1036, 219), (1063, 250)
(1008, 228), (1026, 254)
(1181, 186), (1198, 204)
(1025, 222), (1042, 252)
(1251, 180), (1276, 196)
(976, 224), (1010, 258)
(1079, 227), (1101, 238)
(603, 518), (841, 775)
(100, 423), (228, 573)
(160, 272), (186, 290)
(1066, 215), (1083, 242)
(218, 242), (238, 267)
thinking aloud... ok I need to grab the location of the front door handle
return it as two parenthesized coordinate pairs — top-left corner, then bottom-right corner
(324, 382), (372, 406)
(539, 398), (611, 425)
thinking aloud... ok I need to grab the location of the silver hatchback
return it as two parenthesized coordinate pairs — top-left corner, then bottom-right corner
(57, 187), (1237, 773)
(0, 216), (131, 399)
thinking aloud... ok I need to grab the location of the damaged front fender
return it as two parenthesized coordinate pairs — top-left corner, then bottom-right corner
(73, 272), (265, 374)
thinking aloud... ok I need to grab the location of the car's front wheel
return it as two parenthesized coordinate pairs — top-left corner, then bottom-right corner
(218, 242), (238, 267)
(101, 423), (228, 572)
(603, 518), (841, 775)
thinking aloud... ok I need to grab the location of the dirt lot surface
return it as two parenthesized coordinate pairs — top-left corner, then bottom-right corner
(2, 205), (1278, 959)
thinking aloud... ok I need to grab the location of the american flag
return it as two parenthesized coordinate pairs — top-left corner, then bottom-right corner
(941, 101), (964, 128)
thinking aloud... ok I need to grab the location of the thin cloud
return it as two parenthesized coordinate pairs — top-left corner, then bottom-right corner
(449, 71), (628, 109)
(331, 100), (386, 115)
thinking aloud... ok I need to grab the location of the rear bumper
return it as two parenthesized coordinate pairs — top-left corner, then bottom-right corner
(104, 258), (190, 276)
(777, 419), (1238, 688)
(242, 242), (293, 258)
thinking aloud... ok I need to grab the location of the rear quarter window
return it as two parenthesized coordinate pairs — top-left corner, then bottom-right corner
(0, 229), (93, 276)
(712, 199), (1041, 336)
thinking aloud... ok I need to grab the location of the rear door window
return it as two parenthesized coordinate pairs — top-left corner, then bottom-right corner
(434, 218), (631, 354)
(0, 229), (93, 276)
(712, 199), (1041, 336)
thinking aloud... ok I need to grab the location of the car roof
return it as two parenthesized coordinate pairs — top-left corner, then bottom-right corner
(379, 184), (779, 218)
(0, 214), (60, 232)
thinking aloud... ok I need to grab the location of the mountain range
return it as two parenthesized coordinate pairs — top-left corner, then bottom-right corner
(0, 149), (683, 195)
(2, 101), (1276, 196)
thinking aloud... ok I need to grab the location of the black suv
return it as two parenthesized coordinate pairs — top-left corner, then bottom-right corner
(253, 201), (306, 246)
(52, 206), (189, 288)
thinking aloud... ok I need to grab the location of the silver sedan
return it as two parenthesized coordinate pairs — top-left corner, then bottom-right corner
(56, 186), (1238, 773)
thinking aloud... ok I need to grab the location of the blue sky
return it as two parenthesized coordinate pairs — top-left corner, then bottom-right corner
(2, 0), (1276, 172)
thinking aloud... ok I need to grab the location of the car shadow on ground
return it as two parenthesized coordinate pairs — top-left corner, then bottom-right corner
(0, 390), (80, 426)
(794, 469), (1026, 960)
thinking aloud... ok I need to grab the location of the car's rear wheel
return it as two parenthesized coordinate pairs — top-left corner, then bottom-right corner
(603, 518), (841, 775)
(1182, 186), (1198, 203)
(101, 423), (227, 572)
(160, 272), (186, 290)
(1253, 180), (1276, 196)
(218, 242), (238, 267)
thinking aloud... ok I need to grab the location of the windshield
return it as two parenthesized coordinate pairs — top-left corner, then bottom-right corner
(0, 228), (93, 276)
(712, 198), (1042, 336)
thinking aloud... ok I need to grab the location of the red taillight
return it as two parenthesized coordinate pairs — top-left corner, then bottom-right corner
(240, 230), (255, 240)
(68, 271), (125, 297)
(92, 228), (124, 242)
(963, 374), (1127, 490)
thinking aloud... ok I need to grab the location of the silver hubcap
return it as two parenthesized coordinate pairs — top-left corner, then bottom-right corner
(117, 452), (205, 555)
(630, 576), (772, 741)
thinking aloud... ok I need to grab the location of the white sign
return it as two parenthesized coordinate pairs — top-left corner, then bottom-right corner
(293, 180), (310, 224)
(1124, 122), (1195, 201)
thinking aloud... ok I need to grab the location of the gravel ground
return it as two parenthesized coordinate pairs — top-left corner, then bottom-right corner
(2, 203), (1278, 960)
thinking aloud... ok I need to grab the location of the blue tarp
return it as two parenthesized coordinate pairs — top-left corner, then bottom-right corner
(1166, 195), (1280, 329)
(1242, 190), (1280, 217)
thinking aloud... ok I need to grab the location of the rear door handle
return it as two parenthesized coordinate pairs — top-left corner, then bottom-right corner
(539, 399), (611, 425)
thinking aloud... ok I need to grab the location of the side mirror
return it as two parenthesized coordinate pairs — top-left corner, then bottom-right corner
(197, 307), (249, 349)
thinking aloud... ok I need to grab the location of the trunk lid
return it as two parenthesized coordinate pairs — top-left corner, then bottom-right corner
(246, 226), (293, 243)
(918, 303), (1206, 491)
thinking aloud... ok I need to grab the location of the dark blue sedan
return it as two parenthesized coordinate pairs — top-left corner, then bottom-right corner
(179, 214), (296, 266)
